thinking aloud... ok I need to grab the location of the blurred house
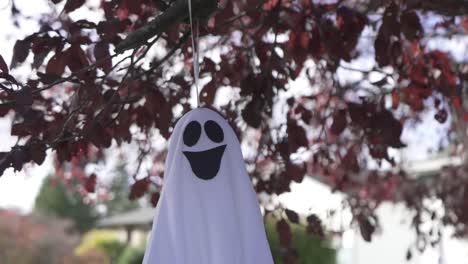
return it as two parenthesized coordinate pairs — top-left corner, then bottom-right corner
(339, 152), (468, 264)
(96, 152), (468, 264)
(96, 207), (154, 247)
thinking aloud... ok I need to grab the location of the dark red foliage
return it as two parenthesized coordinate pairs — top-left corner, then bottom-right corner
(285, 209), (299, 224)
(0, 0), (466, 257)
(150, 192), (160, 207)
(129, 177), (151, 200)
(286, 162), (306, 183)
(11, 39), (30, 68)
(0, 55), (9, 74)
(94, 41), (112, 73)
(63, 0), (85, 13)
(401, 11), (424, 40)
(358, 215), (376, 242)
(84, 174), (97, 193)
(435, 108), (448, 123)
(286, 119), (308, 153)
(306, 214), (324, 238)
(330, 109), (347, 135)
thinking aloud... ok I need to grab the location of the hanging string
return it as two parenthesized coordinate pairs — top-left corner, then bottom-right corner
(187, 0), (200, 108)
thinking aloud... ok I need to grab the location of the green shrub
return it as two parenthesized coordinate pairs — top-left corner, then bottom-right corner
(75, 230), (126, 263)
(265, 217), (336, 264)
(98, 239), (126, 263)
(117, 247), (145, 264)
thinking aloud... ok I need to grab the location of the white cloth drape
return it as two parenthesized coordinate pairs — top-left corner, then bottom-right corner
(143, 108), (273, 264)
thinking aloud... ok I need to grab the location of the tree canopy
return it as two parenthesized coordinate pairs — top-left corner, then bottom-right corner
(0, 0), (467, 260)
(35, 176), (98, 233)
(101, 163), (141, 216)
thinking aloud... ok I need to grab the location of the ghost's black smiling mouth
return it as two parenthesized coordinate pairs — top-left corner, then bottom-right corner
(183, 145), (226, 180)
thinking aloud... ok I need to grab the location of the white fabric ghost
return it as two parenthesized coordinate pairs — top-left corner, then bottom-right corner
(143, 108), (274, 264)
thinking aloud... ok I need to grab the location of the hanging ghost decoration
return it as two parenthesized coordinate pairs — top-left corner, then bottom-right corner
(143, 108), (274, 264)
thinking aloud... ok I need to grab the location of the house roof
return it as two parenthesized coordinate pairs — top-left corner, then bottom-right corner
(97, 207), (155, 229)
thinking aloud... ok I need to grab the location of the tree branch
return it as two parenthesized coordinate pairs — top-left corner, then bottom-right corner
(115, 0), (218, 53)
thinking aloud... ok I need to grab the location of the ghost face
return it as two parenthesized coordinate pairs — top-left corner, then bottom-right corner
(182, 119), (226, 180)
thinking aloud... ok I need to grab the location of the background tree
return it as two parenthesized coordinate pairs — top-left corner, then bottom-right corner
(35, 176), (98, 233)
(0, 0), (466, 261)
(100, 163), (141, 216)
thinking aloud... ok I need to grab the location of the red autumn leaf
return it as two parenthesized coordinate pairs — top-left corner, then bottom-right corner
(287, 119), (308, 153)
(11, 122), (31, 137)
(306, 214), (324, 237)
(0, 55), (9, 74)
(200, 79), (218, 105)
(97, 19), (130, 41)
(452, 96), (462, 109)
(276, 171), (292, 194)
(240, 73), (256, 96)
(358, 216), (376, 242)
(374, 2), (400, 67)
(11, 147), (26, 172)
(65, 44), (89, 73)
(121, 0), (143, 14)
(434, 108), (448, 123)
(342, 147), (360, 173)
(11, 39), (31, 68)
(276, 219), (292, 247)
(144, 89), (164, 114)
(150, 192), (160, 207)
(46, 52), (67, 76)
(285, 209), (299, 224)
(401, 10), (423, 40)
(201, 57), (216, 74)
(14, 88), (33, 107)
(0, 152), (11, 175)
(94, 41), (112, 73)
(242, 98), (263, 128)
(391, 90), (400, 109)
(336, 6), (368, 61)
(371, 109), (405, 148)
(263, 0), (279, 11)
(330, 109), (347, 135)
(64, 0), (85, 13)
(87, 122), (112, 148)
(429, 50), (457, 89)
(348, 102), (371, 127)
(158, 105), (172, 139)
(129, 177), (151, 200)
(84, 174), (97, 193)
(286, 162), (305, 183)
(29, 143), (46, 165)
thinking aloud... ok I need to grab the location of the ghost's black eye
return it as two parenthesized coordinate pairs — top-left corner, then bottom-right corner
(204, 120), (224, 143)
(183, 121), (201, 147)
